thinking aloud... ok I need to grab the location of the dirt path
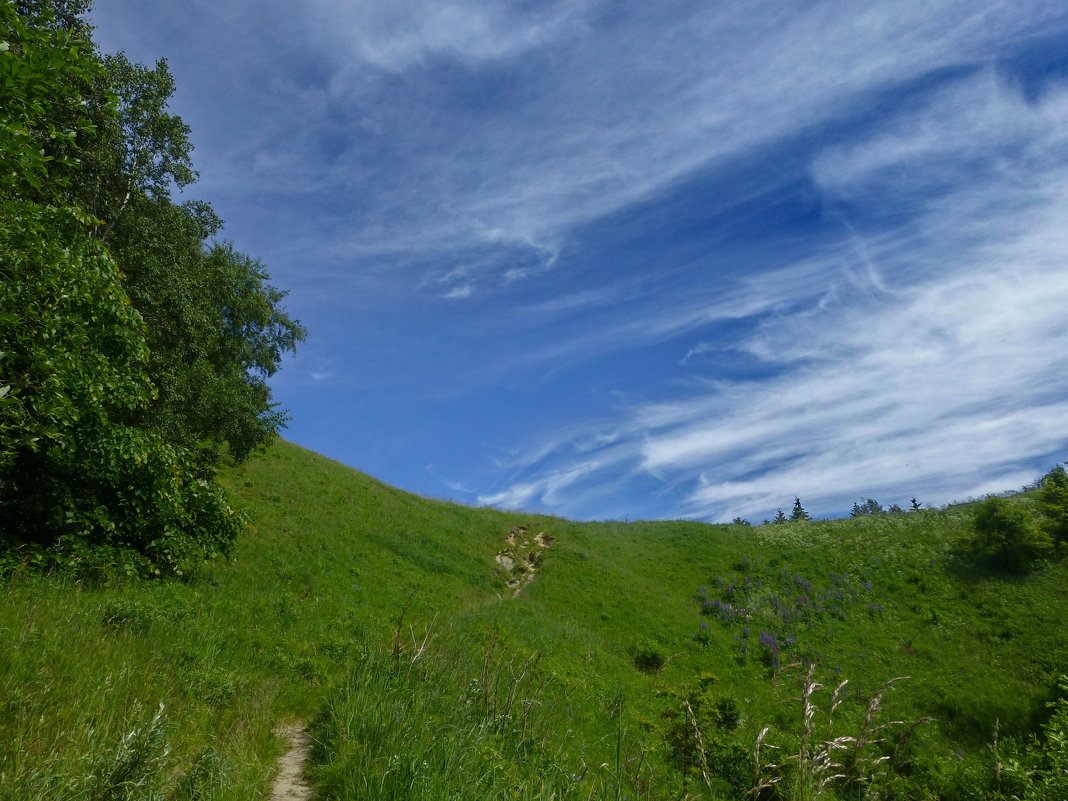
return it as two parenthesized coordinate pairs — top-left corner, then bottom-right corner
(270, 723), (313, 801)
(266, 525), (554, 796)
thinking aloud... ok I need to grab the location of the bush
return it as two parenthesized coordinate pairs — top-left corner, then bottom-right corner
(653, 676), (749, 797)
(1040, 465), (1068, 546)
(632, 640), (667, 674)
(971, 497), (1053, 573)
(996, 676), (1068, 800)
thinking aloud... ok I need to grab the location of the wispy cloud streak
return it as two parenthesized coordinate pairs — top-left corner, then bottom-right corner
(114, 0), (1068, 295)
(479, 75), (1068, 520)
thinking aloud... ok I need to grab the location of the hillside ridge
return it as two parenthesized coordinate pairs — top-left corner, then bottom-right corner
(1, 439), (1065, 800)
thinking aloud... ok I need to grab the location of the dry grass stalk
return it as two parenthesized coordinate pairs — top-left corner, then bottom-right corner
(406, 612), (438, 663)
(828, 679), (849, 734)
(751, 668), (930, 801)
(846, 676), (908, 783)
(684, 699), (716, 796)
(747, 726), (782, 798)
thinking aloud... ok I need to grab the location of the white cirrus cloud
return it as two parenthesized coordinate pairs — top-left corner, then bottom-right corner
(134, 0), (1068, 291)
(479, 73), (1068, 520)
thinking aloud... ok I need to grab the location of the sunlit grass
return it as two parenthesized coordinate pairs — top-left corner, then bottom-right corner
(2, 440), (1065, 799)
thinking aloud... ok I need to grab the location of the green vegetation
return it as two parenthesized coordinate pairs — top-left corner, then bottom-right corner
(971, 497), (1052, 573)
(2, 440), (1067, 799)
(994, 675), (1068, 801)
(1, 2), (303, 575)
(964, 465), (1068, 574)
(1040, 465), (1068, 551)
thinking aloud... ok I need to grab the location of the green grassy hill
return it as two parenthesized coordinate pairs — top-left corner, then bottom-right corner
(1, 440), (1065, 800)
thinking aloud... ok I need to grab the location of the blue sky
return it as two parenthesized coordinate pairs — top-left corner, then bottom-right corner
(90, 0), (1068, 522)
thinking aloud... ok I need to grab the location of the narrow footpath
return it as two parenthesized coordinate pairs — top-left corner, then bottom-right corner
(268, 524), (557, 796)
(270, 723), (313, 801)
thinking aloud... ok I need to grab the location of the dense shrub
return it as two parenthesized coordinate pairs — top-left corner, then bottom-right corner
(651, 675), (749, 797)
(1, 4), (296, 576)
(971, 497), (1052, 573)
(1040, 465), (1068, 548)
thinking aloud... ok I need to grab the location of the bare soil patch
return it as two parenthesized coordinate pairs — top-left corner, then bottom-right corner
(495, 525), (555, 596)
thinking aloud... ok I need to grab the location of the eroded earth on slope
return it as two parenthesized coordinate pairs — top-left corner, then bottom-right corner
(495, 525), (555, 596)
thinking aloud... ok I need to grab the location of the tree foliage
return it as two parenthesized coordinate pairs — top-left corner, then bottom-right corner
(107, 195), (305, 460)
(1040, 464), (1068, 547)
(971, 497), (1052, 574)
(851, 498), (885, 518)
(0, 1), (101, 200)
(0, 2), (301, 575)
(0, 203), (243, 575)
(80, 53), (197, 238)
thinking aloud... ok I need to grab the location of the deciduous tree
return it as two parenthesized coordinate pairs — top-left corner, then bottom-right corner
(1, 3), (295, 575)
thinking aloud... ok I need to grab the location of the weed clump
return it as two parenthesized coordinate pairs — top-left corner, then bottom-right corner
(649, 673), (749, 797)
(632, 640), (668, 674)
(84, 702), (172, 801)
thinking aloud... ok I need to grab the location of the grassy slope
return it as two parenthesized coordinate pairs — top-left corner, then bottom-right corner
(1, 440), (1065, 799)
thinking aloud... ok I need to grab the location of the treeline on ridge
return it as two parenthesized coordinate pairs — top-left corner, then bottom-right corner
(0, 1), (305, 576)
(747, 467), (1068, 574)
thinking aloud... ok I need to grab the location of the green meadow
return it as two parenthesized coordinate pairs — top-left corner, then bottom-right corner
(2, 440), (1066, 800)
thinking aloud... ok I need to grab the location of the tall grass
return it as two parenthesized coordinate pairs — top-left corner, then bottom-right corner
(0, 577), (278, 800)
(311, 635), (649, 800)
(748, 665), (930, 801)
